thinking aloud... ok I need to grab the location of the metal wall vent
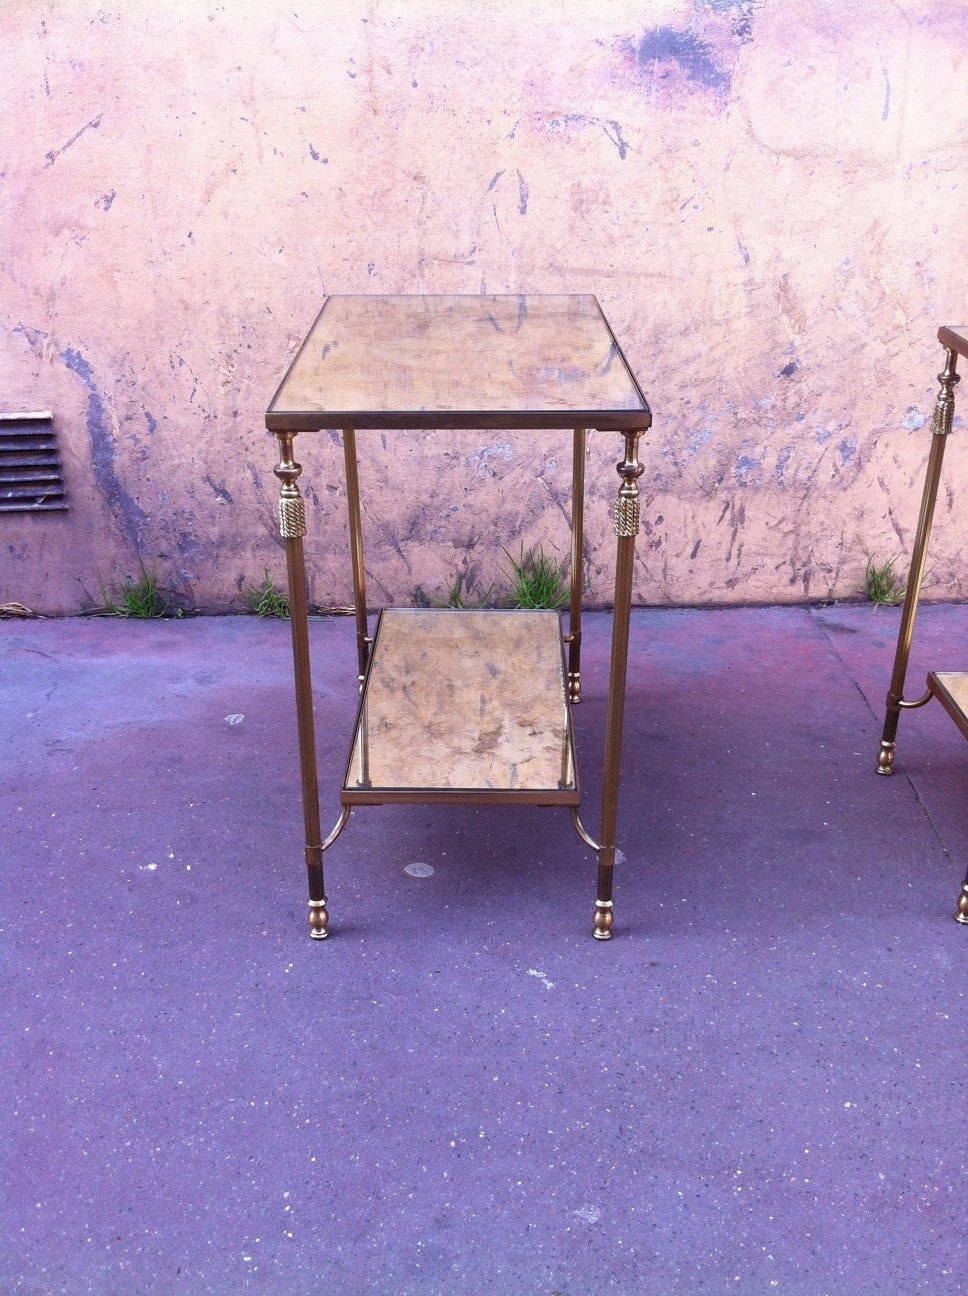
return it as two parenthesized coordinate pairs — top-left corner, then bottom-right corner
(0, 411), (68, 513)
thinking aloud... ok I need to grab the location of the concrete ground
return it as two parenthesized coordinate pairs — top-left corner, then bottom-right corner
(1, 604), (965, 1296)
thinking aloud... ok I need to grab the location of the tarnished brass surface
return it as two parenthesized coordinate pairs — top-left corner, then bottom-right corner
(274, 430), (329, 937)
(877, 343), (960, 772)
(593, 429), (645, 938)
(343, 428), (370, 684)
(278, 496), (306, 540)
(343, 608), (578, 802)
(568, 428), (586, 704)
(274, 432), (307, 539)
(613, 494), (640, 539)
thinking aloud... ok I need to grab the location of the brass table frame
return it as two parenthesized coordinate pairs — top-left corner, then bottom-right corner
(265, 295), (652, 940)
(877, 323), (968, 924)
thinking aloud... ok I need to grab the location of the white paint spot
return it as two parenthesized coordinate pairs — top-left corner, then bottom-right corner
(573, 1203), (602, 1224)
(225, 713), (245, 726)
(527, 968), (555, 990)
(405, 861), (434, 878)
(615, 848), (626, 866)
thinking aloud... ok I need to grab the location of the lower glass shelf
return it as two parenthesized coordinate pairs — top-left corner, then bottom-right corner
(341, 608), (579, 805)
(928, 671), (968, 740)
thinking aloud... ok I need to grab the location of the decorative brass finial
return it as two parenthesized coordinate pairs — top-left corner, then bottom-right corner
(931, 349), (960, 438)
(274, 432), (307, 540)
(613, 431), (644, 538)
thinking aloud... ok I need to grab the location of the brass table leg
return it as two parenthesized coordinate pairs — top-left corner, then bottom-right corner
(567, 427), (586, 704)
(877, 347), (959, 774)
(274, 432), (328, 939)
(594, 429), (643, 940)
(343, 428), (370, 688)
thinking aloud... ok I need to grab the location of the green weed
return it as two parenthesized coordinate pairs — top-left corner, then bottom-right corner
(864, 551), (906, 606)
(246, 570), (290, 618)
(100, 561), (171, 618)
(438, 572), (494, 610)
(502, 545), (569, 610)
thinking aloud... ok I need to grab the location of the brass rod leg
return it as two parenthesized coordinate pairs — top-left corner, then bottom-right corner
(343, 428), (370, 686)
(568, 428), (586, 703)
(275, 433), (328, 940)
(595, 430), (643, 939)
(878, 348), (959, 774)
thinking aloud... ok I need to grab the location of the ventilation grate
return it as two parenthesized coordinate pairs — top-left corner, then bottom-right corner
(0, 412), (68, 513)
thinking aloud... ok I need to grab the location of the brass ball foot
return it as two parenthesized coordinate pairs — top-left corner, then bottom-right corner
(593, 900), (613, 940)
(955, 883), (968, 926)
(876, 741), (895, 776)
(308, 897), (330, 940)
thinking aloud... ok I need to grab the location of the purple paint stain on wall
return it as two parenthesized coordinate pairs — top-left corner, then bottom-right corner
(44, 113), (103, 168)
(603, 120), (629, 159)
(776, 445), (793, 484)
(734, 454), (761, 485)
(61, 346), (148, 546)
(516, 170), (529, 215)
(837, 436), (858, 468)
(203, 475), (233, 504)
(632, 27), (731, 94)
(703, 0), (757, 44)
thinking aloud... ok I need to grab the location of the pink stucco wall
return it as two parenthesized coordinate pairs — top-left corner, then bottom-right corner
(2, 1), (966, 614)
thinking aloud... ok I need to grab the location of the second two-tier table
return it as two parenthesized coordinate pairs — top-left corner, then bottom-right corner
(265, 295), (652, 940)
(877, 324), (968, 924)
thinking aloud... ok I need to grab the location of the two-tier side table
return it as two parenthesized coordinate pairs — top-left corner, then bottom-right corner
(265, 295), (652, 940)
(877, 323), (968, 924)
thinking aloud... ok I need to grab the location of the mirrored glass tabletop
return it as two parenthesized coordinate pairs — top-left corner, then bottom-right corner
(342, 608), (578, 804)
(267, 294), (651, 432)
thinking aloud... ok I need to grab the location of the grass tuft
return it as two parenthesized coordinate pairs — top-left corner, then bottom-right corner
(438, 572), (494, 610)
(100, 561), (171, 618)
(246, 570), (290, 618)
(864, 551), (907, 606)
(502, 545), (569, 610)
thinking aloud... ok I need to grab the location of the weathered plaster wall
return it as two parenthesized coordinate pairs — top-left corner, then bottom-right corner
(2, 0), (966, 613)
